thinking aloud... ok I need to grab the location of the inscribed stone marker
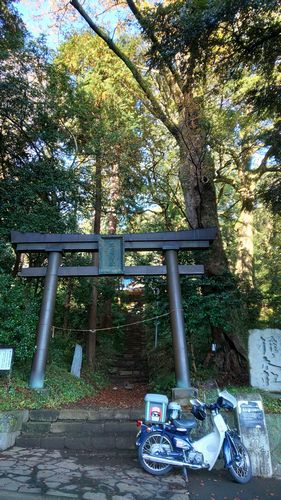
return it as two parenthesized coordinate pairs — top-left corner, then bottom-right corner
(248, 329), (281, 392)
(71, 344), (82, 378)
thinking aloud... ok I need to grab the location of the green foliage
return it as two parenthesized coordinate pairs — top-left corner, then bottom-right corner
(0, 241), (14, 273)
(0, 34), (85, 240)
(229, 387), (281, 414)
(48, 330), (76, 367)
(0, 364), (96, 410)
(51, 274), (128, 374)
(254, 209), (281, 326)
(181, 273), (263, 374)
(150, 372), (176, 397)
(83, 367), (108, 389)
(0, 273), (39, 362)
(145, 0), (280, 79)
(56, 31), (150, 231)
(261, 394), (281, 414)
(0, 0), (280, 397)
(183, 273), (260, 331)
(143, 272), (263, 388)
(0, 0), (25, 58)
(261, 177), (281, 214)
(196, 386), (281, 414)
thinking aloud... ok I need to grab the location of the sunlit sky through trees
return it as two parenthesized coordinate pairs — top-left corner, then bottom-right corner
(16, 1), (125, 49)
(17, 1), (61, 48)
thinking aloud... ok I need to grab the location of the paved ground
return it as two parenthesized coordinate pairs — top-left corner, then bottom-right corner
(0, 447), (280, 500)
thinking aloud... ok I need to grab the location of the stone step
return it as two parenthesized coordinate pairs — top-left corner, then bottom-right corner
(111, 368), (146, 376)
(16, 431), (137, 452)
(109, 353), (148, 384)
(120, 351), (145, 357)
(21, 419), (137, 435)
(110, 377), (148, 385)
(113, 360), (146, 369)
(15, 408), (143, 452)
(109, 316), (148, 385)
(116, 352), (147, 360)
(118, 369), (144, 376)
(121, 353), (146, 357)
(25, 408), (143, 422)
(112, 368), (147, 376)
(115, 344), (144, 350)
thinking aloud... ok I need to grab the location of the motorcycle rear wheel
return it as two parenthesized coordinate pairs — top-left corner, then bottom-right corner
(229, 438), (252, 484)
(138, 431), (173, 476)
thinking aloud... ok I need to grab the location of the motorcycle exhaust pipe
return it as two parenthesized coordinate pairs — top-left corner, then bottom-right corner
(142, 454), (205, 469)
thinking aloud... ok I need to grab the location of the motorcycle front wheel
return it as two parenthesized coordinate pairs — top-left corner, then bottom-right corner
(138, 431), (173, 476)
(229, 438), (252, 484)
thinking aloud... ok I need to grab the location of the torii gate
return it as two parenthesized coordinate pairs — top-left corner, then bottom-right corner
(11, 229), (216, 395)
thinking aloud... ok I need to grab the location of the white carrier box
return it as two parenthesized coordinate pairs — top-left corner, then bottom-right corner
(144, 393), (168, 423)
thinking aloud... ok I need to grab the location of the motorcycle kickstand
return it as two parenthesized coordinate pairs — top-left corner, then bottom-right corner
(182, 466), (189, 486)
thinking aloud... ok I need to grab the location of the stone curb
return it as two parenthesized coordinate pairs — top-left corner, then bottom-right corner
(1, 408), (280, 477)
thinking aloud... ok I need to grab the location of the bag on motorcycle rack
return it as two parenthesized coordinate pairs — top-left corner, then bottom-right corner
(144, 394), (168, 423)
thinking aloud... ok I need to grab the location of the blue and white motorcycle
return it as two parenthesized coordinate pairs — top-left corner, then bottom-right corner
(136, 390), (252, 484)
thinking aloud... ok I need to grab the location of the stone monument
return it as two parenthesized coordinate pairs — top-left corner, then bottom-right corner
(71, 344), (83, 378)
(248, 328), (281, 392)
(237, 394), (273, 477)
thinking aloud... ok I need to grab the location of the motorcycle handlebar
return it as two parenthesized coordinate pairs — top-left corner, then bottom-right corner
(193, 402), (220, 412)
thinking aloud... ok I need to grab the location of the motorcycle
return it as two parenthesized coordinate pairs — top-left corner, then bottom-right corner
(136, 390), (252, 484)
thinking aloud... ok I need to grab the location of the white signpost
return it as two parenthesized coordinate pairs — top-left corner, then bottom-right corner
(237, 394), (272, 478)
(0, 347), (14, 373)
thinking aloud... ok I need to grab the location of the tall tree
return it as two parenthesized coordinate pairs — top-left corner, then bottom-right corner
(56, 32), (148, 365)
(0, 0), (25, 58)
(10, 0), (280, 376)
(69, 0), (225, 271)
(67, 0), (280, 374)
(0, 1), (83, 362)
(209, 101), (280, 288)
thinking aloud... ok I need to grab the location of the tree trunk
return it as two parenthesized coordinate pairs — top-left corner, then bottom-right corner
(87, 158), (102, 368)
(176, 91), (227, 274)
(108, 162), (119, 235)
(62, 279), (73, 333)
(87, 253), (98, 367)
(235, 175), (255, 288)
(175, 92), (247, 371)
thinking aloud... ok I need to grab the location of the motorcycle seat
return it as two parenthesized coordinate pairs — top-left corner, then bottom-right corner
(172, 416), (197, 430)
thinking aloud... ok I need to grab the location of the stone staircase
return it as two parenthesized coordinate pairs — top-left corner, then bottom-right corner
(15, 408), (143, 453)
(109, 313), (149, 386)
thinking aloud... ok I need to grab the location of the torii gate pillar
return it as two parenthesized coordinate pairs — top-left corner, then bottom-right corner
(29, 251), (61, 389)
(165, 249), (191, 388)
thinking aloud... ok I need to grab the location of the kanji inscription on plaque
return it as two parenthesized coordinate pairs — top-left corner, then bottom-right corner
(99, 236), (124, 274)
(0, 347), (14, 372)
(249, 329), (281, 391)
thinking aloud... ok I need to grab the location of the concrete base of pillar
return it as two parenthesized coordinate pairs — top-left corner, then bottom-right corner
(172, 387), (198, 408)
